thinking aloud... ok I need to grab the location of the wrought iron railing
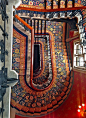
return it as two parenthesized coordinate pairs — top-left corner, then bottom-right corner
(0, 0), (18, 118)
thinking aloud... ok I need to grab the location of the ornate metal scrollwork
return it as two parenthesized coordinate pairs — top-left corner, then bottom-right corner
(0, 0), (18, 117)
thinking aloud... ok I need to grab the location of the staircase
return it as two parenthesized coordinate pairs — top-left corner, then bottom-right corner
(33, 38), (49, 89)
(11, 11), (74, 117)
(13, 21), (31, 84)
(16, 6), (86, 45)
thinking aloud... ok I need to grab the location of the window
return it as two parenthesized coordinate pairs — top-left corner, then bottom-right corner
(73, 40), (86, 70)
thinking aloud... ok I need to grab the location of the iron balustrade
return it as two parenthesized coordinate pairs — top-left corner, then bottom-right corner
(0, 1), (18, 117)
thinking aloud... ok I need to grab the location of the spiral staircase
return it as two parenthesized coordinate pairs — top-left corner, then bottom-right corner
(11, 0), (86, 117)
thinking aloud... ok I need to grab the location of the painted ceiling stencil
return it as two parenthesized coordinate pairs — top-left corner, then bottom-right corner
(75, 0), (86, 6)
(11, 21), (74, 117)
(20, 0), (86, 9)
(21, 0), (45, 9)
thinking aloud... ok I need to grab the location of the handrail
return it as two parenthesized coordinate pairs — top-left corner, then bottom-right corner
(14, 15), (54, 91)
(16, 6), (86, 12)
(15, 15), (33, 30)
(15, 14), (34, 91)
(30, 33), (55, 91)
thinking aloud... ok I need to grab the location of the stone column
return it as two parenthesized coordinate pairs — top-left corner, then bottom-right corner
(0, 0), (21, 118)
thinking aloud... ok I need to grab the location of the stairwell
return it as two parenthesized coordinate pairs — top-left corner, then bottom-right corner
(13, 21), (31, 84)
(10, 13), (74, 117)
